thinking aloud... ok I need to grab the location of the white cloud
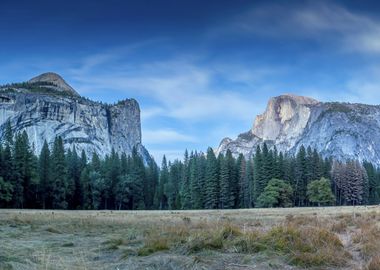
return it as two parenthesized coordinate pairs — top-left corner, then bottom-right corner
(143, 129), (197, 144)
(70, 55), (269, 123)
(219, 2), (380, 55)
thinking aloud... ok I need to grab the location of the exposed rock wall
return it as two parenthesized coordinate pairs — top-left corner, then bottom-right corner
(0, 73), (150, 161)
(217, 94), (380, 166)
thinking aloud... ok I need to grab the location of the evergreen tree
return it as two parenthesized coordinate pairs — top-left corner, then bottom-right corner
(129, 147), (145, 209)
(51, 137), (68, 209)
(157, 155), (169, 209)
(39, 140), (52, 209)
(364, 161), (380, 204)
(253, 145), (263, 203)
(12, 131), (35, 208)
(189, 152), (202, 209)
(0, 177), (13, 207)
(219, 150), (236, 209)
(180, 150), (191, 209)
(237, 154), (247, 208)
(89, 170), (105, 209)
(204, 147), (219, 209)
(294, 145), (308, 206)
(145, 158), (159, 209)
(66, 147), (81, 209)
(166, 160), (181, 209)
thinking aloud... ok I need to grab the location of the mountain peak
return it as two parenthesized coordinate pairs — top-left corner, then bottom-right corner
(28, 72), (80, 97)
(251, 93), (318, 141)
(271, 93), (319, 105)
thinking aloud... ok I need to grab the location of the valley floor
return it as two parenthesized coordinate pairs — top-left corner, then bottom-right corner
(1, 206), (379, 270)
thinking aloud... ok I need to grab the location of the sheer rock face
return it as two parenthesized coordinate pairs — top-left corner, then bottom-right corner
(217, 94), (380, 166)
(0, 73), (150, 161)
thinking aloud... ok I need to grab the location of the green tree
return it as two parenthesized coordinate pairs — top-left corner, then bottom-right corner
(39, 140), (52, 209)
(204, 147), (219, 209)
(80, 167), (92, 209)
(89, 170), (105, 209)
(295, 145), (308, 206)
(0, 176), (13, 206)
(256, 179), (293, 208)
(180, 150), (191, 209)
(157, 155), (169, 209)
(307, 177), (335, 206)
(51, 137), (68, 209)
(219, 150), (236, 209)
(189, 152), (202, 209)
(12, 131), (35, 208)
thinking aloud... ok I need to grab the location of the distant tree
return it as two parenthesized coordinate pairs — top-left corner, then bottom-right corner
(80, 167), (91, 209)
(180, 150), (191, 209)
(165, 160), (181, 210)
(295, 145), (308, 206)
(257, 179), (293, 208)
(219, 150), (236, 209)
(0, 177), (13, 206)
(12, 131), (35, 208)
(129, 147), (146, 210)
(157, 155), (169, 210)
(253, 145), (265, 203)
(51, 137), (68, 209)
(363, 161), (380, 204)
(307, 177), (335, 206)
(189, 152), (202, 209)
(115, 174), (132, 210)
(39, 140), (52, 209)
(205, 147), (219, 209)
(89, 170), (104, 210)
(344, 160), (367, 205)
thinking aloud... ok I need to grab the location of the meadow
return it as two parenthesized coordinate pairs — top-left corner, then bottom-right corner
(1, 206), (380, 270)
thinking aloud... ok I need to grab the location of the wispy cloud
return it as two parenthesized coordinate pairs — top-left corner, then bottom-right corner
(143, 129), (197, 144)
(70, 53), (271, 123)
(219, 2), (380, 55)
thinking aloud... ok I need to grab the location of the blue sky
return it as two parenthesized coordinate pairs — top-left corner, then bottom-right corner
(1, 0), (380, 162)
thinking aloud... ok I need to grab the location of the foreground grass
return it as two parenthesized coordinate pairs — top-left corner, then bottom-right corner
(0, 206), (379, 269)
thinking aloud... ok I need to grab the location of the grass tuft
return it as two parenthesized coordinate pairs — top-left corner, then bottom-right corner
(137, 237), (169, 256)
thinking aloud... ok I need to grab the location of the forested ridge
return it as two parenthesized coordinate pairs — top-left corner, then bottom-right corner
(0, 121), (379, 210)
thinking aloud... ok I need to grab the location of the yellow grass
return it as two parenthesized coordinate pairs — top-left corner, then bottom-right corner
(0, 206), (379, 269)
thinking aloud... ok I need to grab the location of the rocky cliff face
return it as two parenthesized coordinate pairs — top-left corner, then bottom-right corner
(0, 73), (150, 161)
(217, 94), (380, 166)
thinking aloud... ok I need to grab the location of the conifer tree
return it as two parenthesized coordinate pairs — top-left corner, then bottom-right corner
(189, 153), (202, 209)
(157, 155), (169, 209)
(39, 140), (52, 209)
(205, 147), (219, 209)
(51, 137), (68, 209)
(295, 145), (308, 206)
(180, 150), (191, 209)
(253, 145), (263, 203)
(129, 147), (145, 209)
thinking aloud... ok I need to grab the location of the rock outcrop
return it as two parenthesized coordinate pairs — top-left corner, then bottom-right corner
(0, 72), (150, 161)
(217, 94), (380, 166)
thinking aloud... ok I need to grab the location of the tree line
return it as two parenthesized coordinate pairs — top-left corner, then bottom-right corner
(0, 122), (379, 209)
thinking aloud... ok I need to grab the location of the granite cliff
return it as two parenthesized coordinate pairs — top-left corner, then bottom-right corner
(217, 94), (380, 166)
(0, 72), (150, 161)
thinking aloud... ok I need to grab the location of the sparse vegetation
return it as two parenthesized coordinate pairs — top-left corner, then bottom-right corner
(1, 207), (380, 269)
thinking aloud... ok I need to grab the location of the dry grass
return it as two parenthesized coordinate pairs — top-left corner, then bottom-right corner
(1, 206), (380, 269)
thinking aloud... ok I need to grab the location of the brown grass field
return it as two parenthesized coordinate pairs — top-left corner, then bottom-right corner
(1, 206), (380, 270)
